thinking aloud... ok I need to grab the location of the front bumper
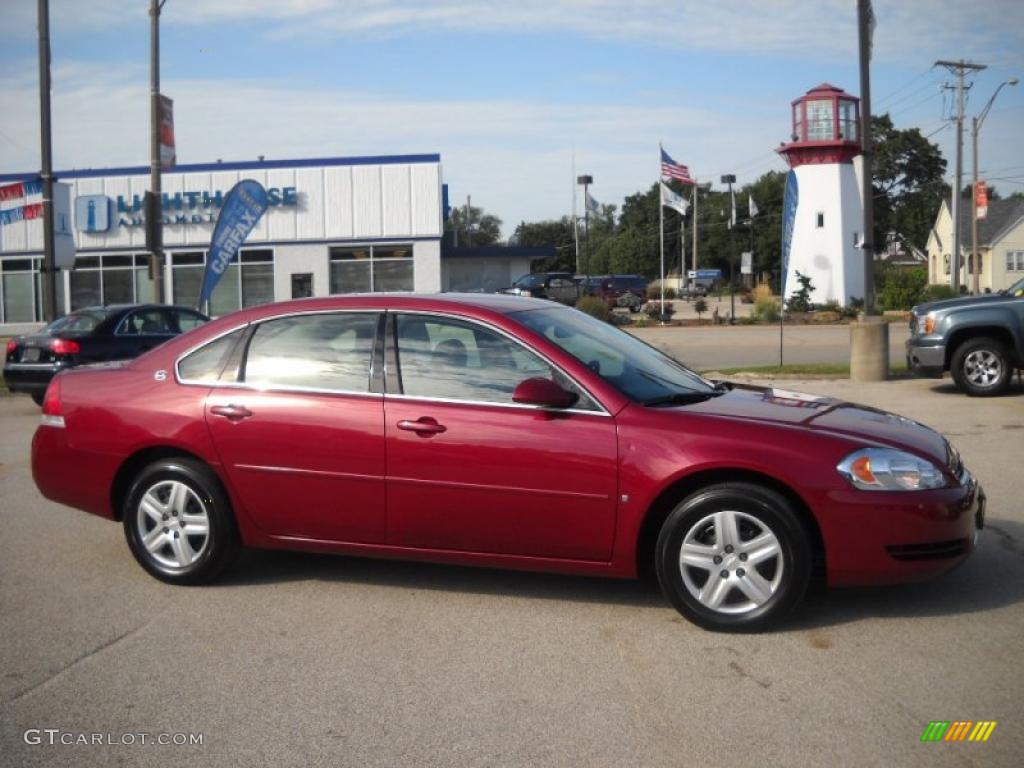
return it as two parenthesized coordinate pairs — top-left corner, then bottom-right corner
(820, 473), (985, 587)
(3, 361), (68, 394)
(905, 337), (946, 378)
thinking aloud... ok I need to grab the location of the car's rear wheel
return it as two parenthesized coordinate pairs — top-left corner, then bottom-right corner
(655, 482), (811, 632)
(123, 458), (239, 585)
(951, 337), (1012, 396)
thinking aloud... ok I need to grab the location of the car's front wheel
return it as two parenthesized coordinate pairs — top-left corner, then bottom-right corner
(655, 482), (811, 632)
(123, 458), (240, 585)
(951, 337), (1012, 396)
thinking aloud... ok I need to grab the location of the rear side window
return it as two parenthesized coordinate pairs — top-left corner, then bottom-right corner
(172, 310), (208, 332)
(177, 328), (246, 383)
(242, 313), (378, 393)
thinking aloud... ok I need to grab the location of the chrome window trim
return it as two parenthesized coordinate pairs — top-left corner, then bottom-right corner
(390, 309), (610, 416)
(175, 308), (382, 393)
(174, 305), (610, 414)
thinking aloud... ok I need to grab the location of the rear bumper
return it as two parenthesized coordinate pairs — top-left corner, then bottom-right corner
(32, 423), (119, 520)
(905, 338), (945, 378)
(821, 474), (984, 587)
(3, 362), (68, 394)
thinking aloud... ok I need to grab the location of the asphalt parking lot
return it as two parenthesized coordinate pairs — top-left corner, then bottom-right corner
(1, 378), (1023, 768)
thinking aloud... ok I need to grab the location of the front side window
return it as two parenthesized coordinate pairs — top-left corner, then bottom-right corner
(242, 313), (378, 393)
(513, 306), (717, 406)
(395, 314), (596, 408)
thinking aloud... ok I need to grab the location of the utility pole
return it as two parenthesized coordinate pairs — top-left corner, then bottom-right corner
(149, 0), (167, 303)
(936, 59), (986, 294)
(858, 0), (876, 314)
(37, 0), (57, 321)
(577, 175), (593, 278)
(464, 195), (471, 247)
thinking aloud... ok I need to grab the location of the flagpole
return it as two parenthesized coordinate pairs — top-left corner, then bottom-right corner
(691, 184), (698, 284)
(658, 145), (665, 321)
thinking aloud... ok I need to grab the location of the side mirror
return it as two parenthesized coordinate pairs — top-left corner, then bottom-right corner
(512, 377), (578, 409)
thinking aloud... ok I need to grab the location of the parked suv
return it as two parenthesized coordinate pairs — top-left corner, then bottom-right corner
(501, 272), (579, 304)
(906, 276), (1024, 396)
(582, 275), (649, 310)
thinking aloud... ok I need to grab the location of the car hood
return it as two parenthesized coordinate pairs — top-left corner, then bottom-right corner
(912, 293), (1008, 314)
(681, 383), (951, 465)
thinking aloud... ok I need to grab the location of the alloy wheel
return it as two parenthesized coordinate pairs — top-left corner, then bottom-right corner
(963, 349), (1002, 388)
(135, 480), (211, 570)
(678, 509), (784, 615)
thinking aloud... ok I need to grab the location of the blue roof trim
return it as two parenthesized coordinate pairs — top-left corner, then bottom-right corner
(0, 153), (442, 183)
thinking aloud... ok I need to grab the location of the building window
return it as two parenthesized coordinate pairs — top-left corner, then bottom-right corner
(1007, 251), (1024, 272)
(816, 212), (825, 228)
(968, 254), (983, 275)
(944, 255), (951, 275)
(838, 99), (858, 141)
(329, 244), (414, 294)
(852, 231), (859, 246)
(171, 248), (274, 314)
(66, 253), (151, 313)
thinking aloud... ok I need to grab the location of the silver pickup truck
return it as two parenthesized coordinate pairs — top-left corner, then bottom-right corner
(906, 276), (1024, 396)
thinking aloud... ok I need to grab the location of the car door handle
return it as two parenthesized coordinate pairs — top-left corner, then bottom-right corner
(210, 404), (253, 421)
(397, 418), (447, 435)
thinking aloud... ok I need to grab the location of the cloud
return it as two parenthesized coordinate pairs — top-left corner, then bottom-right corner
(4, 1), (1023, 65)
(0, 64), (787, 235)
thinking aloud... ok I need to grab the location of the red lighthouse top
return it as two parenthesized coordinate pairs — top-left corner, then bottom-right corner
(777, 83), (862, 167)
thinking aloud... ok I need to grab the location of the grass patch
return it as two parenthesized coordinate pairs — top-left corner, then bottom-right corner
(700, 362), (910, 378)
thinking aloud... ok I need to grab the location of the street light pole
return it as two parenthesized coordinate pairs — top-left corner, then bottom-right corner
(577, 174), (593, 279)
(971, 77), (1018, 295)
(721, 174), (736, 324)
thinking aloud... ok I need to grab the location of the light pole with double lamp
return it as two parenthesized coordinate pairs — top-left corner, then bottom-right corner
(971, 77), (1018, 295)
(721, 174), (736, 323)
(577, 174), (593, 279)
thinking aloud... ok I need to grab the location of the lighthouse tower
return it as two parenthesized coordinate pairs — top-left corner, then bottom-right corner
(777, 83), (864, 307)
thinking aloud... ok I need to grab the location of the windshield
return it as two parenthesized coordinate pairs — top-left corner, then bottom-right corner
(512, 307), (718, 404)
(42, 310), (109, 333)
(1004, 276), (1024, 297)
(513, 274), (545, 289)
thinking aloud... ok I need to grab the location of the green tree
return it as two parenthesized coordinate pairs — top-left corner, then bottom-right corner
(446, 204), (503, 247)
(878, 265), (928, 311)
(512, 216), (577, 272)
(872, 114), (948, 251)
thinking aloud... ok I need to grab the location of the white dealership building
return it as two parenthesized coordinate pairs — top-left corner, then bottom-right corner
(0, 153), (541, 332)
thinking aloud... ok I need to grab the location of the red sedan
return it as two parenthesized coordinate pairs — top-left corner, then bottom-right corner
(31, 294), (985, 631)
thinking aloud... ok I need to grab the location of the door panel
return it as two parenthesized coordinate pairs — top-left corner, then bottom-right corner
(385, 399), (617, 560)
(204, 311), (386, 542)
(384, 312), (618, 560)
(206, 391), (386, 542)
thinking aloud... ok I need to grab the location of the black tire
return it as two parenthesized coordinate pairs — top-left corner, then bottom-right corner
(123, 458), (240, 585)
(655, 482), (811, 632)
(950, 337), (1012, 397)
(31, 392), (45, 406)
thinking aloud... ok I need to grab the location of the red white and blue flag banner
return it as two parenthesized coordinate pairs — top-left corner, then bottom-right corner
(0, 179), (43, 202)
(660, 148), (695, 185)
(0, 203), (44, 226)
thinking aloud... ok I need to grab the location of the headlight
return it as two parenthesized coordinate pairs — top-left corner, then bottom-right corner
(837, 448), (948, 491)
(923, 313), (936, 334)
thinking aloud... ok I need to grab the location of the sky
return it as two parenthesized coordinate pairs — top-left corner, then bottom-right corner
(1, 0), (1023, 237)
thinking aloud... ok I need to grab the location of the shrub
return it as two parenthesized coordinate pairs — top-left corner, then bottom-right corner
(575, 295), (610, 322)
(663, 287), (677, 300)
(694, 297), (708, 319)
(785, 271), (815, 313)
(878, 267), (927, 311)
(632, 314), (650, 328)
(752, 297), (780, 323)
(643, 301), (675, 320)
(616, 291), (643, 311)
(921, 283), (958, 303)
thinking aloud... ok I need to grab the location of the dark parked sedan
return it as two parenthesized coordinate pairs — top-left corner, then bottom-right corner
(31, 294), (984, 632)
(5, 304), (208, 404)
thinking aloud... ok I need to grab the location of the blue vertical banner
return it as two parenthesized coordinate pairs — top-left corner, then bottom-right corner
(780, 170), (799, 300)
(200, 180), (269, 307)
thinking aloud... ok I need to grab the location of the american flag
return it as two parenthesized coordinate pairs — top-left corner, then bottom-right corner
(660, 148), (694, 184)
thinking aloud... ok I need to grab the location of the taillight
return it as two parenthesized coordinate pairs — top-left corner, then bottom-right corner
(40, 377), (65, 426)
(5, 340), (15, 356)
(49, 338), (80, 356)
